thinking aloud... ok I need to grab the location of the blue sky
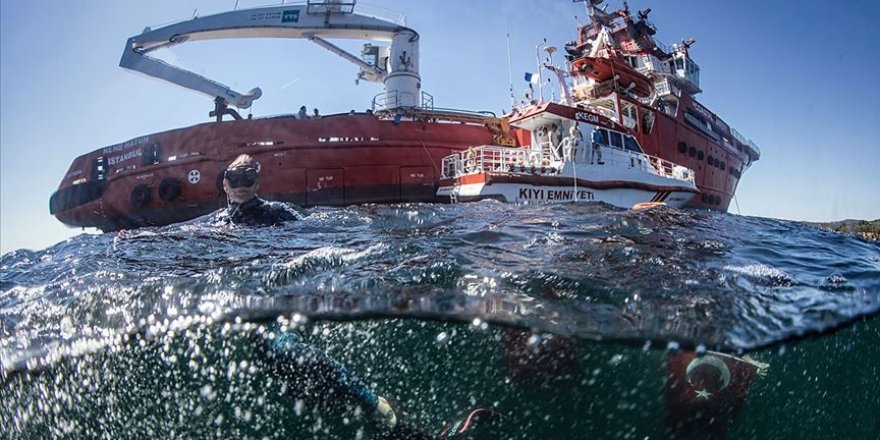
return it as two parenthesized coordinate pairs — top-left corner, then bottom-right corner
(2, 0), (878, 253)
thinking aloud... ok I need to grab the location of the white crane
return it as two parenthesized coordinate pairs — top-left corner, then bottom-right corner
(120, 1), (421, 119)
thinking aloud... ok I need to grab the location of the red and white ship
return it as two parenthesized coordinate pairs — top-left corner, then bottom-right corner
(439, 0), (760, 210)
(437, 103), (699, 207)
(50, 1), (510, 231)
(510, 0), (760, 210)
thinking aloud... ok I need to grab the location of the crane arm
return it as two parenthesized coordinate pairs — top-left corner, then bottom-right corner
(120, 2), (418, 109)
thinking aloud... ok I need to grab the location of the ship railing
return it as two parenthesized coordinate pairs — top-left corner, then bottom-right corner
(372, 90), (434, 111)
(306, 0), (355, 15)
(730, 126), (761, 157)
(748, 140), (761, 157)
(642, 152), (695, 183)
(654, 78), (672, 96)
(301, 0), (405, 24)
(441, 144), (695, 184)
(593, 144), (696, 184)
(441, 146), (552, 179)
(652, 38), (674, 56)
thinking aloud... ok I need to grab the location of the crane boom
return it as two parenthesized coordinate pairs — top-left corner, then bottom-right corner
(120, 1), (421, 109)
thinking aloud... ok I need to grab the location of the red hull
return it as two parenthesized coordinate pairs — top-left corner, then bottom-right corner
(51, 113), (496, 231)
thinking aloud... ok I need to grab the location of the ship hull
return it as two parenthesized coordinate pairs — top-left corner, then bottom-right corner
(51, 113), (495, 231)
(438, 176), (696, 208)
(632, 94), (757, 211)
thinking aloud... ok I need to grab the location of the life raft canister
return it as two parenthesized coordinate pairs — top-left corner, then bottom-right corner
(130, 184), (151, 210)
(158, 177), (182, 202)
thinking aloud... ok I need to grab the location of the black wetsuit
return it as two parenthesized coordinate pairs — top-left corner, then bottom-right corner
(219, 197), (382, 418)
(221, 196), (302, 226)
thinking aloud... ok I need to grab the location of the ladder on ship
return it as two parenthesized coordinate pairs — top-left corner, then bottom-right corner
(539, 139), (562, 161)
(449, 182), (460, 204)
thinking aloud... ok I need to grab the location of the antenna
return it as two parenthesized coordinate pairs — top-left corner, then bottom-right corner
(536, 38), (548, 103)
(544, 45), (557, 103)
(503, 0), (515, 109)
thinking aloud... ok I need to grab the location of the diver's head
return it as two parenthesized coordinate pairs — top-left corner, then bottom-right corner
(223, 154), (260, 204)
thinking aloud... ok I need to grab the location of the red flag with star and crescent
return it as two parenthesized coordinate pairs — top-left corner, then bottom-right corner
(664, 351), (765, 439)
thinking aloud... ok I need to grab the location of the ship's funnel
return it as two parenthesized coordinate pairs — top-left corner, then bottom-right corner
(383, 30), (421, 109)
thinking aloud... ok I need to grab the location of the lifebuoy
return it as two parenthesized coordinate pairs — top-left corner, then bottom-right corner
(158, 177), (182, 202)
(632, 201), (666, 211)
(130, 184), (151, 210)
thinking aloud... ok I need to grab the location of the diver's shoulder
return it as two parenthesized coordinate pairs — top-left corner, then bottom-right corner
(264, 200), (306, 220)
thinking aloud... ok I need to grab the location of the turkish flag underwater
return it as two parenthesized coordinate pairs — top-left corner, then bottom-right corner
(664, 351), (766, 439)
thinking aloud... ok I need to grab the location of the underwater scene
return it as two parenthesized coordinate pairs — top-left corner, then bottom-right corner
(2, 202), (879, 439)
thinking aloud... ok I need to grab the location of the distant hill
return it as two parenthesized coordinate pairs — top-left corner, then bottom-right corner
(805, 219), (880, 241)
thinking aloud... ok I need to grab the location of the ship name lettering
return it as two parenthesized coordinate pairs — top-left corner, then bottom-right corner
(577, 190), (594, 200)
(108, 149), (143, 166)
(547, 190), (573, 200)
(517, 188), (594, 201)
(575, 112), (600, 124)
(103, 136), (150, 154)
(518, 188), (544, 200)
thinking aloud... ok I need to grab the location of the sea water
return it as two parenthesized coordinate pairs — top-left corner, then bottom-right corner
(2, 202), (879, 439)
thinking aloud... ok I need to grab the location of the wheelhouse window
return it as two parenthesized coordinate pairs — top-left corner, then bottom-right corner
(609, 131), (623, 149)
(624, 135), (644, 153)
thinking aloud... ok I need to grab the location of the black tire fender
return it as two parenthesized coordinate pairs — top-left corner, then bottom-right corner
(158, 177), (182, 202)
(131, 184), (151, 210)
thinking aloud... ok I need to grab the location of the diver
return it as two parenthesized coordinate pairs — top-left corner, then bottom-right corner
(218, 154), (304, 226)
(218, 155), (499, 438)
(218, 154), (398, 433)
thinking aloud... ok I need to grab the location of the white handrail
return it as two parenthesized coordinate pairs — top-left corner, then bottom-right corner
(442, 144), (695, 184)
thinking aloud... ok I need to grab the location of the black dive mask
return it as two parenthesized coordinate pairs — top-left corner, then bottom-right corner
(225, 166), (259, 188)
